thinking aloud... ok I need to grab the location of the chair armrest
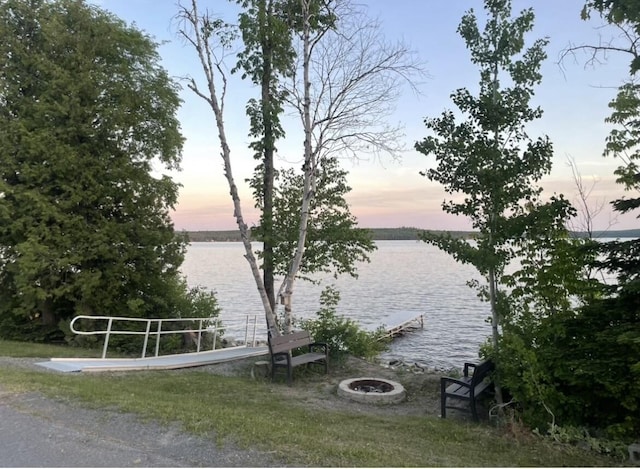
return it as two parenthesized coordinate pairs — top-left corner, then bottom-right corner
(463, 362), (477, 377)
(441, 376), (472, 389)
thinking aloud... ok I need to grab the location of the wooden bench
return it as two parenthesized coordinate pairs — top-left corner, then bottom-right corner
(268, 330), (328, 385)
(440, 359), (494, 421)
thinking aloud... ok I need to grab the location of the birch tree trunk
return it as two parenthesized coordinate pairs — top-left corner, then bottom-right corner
(278, 0), (316, 333)
(276, 0), (422, 332)
(178, 0), (278, 333)
(490, 51), (504, 406)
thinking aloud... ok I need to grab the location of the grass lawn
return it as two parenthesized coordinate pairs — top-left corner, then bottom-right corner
(0, 340), (628, 467)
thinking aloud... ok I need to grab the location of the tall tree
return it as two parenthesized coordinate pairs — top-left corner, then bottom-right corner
(277, 0), (422, 331)
(563, 2), (640, 436)
(480, 0), (640, 436)
(234, 0), (296, 313)
(179, 0), (417, 335)
(176, 0), (279, 332)
(0, 0), (192, 339)
(415, 0), (572, 404)
(571, 0), (640, 327)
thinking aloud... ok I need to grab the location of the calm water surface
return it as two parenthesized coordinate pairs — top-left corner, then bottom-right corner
(180, 240), (491, 370)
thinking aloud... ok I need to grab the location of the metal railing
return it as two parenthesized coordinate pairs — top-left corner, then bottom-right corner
(69, 315), (262, 359)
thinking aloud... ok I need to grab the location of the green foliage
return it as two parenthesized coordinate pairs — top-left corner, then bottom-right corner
(485, 196), (639, 439)
(251, 157), (376, 281)
(415, 0), (572, 365)
(579, 0), (640, 302)
(493, 242), (639, 439)
(297, 286), (388, 361)
(0, 0), (198, 341)
(598, 81), (640, 297)
(541, 293), (640, 439)
(234, 0), (338, 311)
(234, 0), (294, 157)
(0, 314), (66, 344)
(416, 0), (557, 271)
(541, 425), (629, 460)
(234, 0), (299, 310)
(505, 231), (602, 320)
(486, 0), (640, 442)
(604, 82), (640, 210)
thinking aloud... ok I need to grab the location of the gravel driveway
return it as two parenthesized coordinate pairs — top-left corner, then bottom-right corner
(0, 358), (286, 467)
(0, 355), (447, 467)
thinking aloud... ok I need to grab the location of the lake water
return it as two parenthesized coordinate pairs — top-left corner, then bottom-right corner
(180, 240), (491, 370)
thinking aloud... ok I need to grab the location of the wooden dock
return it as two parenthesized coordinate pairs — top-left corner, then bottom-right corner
(364, 311), (425, 339)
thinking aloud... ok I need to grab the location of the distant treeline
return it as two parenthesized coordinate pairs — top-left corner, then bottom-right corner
(184, 230), (248, 242)
(183, 227), (475, 242)
(182, 227), (640, 242)
(570, 229), (640, 239)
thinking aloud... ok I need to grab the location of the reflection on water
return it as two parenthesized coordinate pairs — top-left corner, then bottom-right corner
(180, 240), (491, 370)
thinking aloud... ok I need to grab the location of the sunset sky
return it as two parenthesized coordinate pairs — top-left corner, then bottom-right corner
(95, 0), (638, 232)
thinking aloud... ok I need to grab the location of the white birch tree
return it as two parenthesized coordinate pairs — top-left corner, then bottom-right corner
(176, 1), (279, 332)
(277, 0), (424, 332)
(178, 0), (422, 335)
